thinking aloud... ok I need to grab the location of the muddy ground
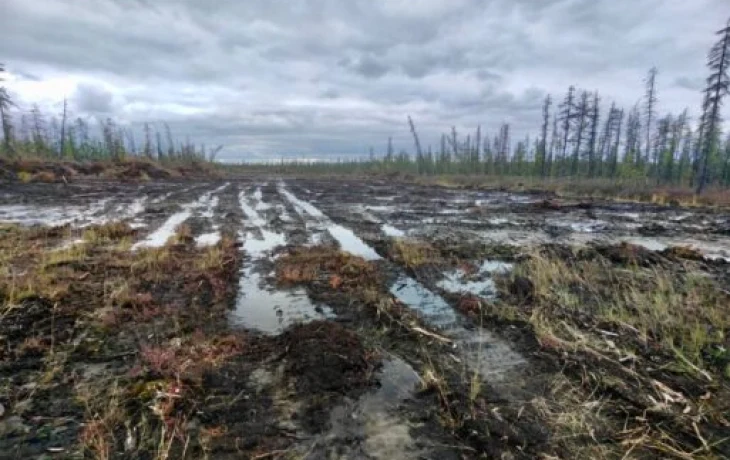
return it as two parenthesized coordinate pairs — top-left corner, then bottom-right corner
(1, 176), (729, 459)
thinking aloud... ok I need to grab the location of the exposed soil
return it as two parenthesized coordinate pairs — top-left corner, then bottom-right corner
(1, 176), (729, 459)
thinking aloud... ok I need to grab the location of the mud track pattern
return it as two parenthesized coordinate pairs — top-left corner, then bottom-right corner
(1, 177), (729, 458)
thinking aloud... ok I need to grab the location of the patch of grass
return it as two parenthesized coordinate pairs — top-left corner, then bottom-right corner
(194, 238), (236, 272)
(491, 246), (730, 458)
(42, 243), (87, 268)
(530, 374), (618, 458)
(389, 239), (440, 269)
(132, 247), (173, 274)
(276, 246), (378, 289)
(170, 224), (194, 246)
(1, 221), (246, 458)
(83, 222), (136, 244)
(510, 250), (729, 373)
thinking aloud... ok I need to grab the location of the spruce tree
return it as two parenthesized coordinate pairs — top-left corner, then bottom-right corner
(644, 67), (658, 167)
(697, 19), (730, 193)
(0, 63), (14, 155)
(538, 95), (551, 177)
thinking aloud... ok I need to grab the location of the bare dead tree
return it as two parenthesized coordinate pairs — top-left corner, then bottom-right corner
(59, 98), (67, 157)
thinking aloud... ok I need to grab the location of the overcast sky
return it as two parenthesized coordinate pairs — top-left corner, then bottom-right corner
(1, 0), (728, 161)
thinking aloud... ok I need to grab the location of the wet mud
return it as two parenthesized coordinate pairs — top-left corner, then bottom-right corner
(1, 176), (729, 458)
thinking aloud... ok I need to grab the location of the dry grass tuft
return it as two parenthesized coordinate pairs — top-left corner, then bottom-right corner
(83, 222), (136, 243)
(276, 246), (378, 289)
(511, 249), (729, 372)
(389, 239), (440, 268)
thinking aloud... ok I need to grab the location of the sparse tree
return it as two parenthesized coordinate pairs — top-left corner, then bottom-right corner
(571, 91), (590, 175)
(644, 67), (658, 166)
(143, 122), (153, 159)
(697, 19), (730, 193)
(407, 116), (423, 174)
(59, 98), (68, 157)
(558, 86), (576, 173)
(538, 95), (551, 177)
(0, 63), (15, 155)
(587, 92), (600, 177)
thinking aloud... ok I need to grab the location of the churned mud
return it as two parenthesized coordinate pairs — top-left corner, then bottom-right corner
(1, 176), (729, 459)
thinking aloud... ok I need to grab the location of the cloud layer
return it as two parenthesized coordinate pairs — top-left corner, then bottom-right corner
(1, 0), (727, 161)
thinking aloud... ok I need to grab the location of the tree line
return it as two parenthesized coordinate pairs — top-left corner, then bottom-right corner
(2, 18), (729, 191)
(0, 64), (221, 164)
(261, 18), (730, 193)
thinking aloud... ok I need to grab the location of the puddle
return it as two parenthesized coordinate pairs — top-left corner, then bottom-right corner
(366, 205), (397, 213)
(508, 194), (538, 204)
(278, 205), (293, 222)
(438, 260), (512, 298)
(0, 198), (111, 227)
(240, 195), (267, 228)
(301, 355), (424, 459)
(391, 277), (458, 326)
(626, 237), (668, 252)
(134, 185), (229, 249)
(199, 195), (219, 220)
(195, 187), (226, 246)
(232, 267), (331, 334)
(488, 218), (511, 225)
(195, 231), (221, 247)
(132, 209), (192, 249)
(627, 237), (730, 261)
(548, 218), (608, 233)
(253, 187), (272, 211)
(391, 276), (525, 381)
(279, 185), (325, 218)
(382, 224), (405, 238)
(150, 191), (174, 204)
(478, 229), (550, 246)
(114, 196), (148, 220)
(281, 183), (382, 260)
(328, 224), (381, 260)
(244, 229), (286, 254)
(233, 190), (333, 333)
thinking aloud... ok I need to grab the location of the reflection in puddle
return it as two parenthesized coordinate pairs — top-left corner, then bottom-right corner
(134, 185), (228, 249)
(547, 218), (608, 233)
(438, 260), (513, 297)
(626, 237), (668, 252)
(391, 276), (525, 381)
(303, 355), (424, 459)
(382, 224), (406, 238)
(232, 267), (331, 334)
(279, 185), (325, 218)
(391, 276), (457, 325)
(234, 189), (333, 333)
(195, 231), (221, 247)
(0, 198), (111, 227)
(133, 209), (192, 249)
(627, 237), (730, 261)
(244, 229), (286, 254)
(280, 183), (382, 260)
(366, 205), (396, 212)
(328, 224), (382, 260)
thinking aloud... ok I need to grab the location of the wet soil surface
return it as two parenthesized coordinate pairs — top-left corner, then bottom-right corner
(1, 177), (729, 458)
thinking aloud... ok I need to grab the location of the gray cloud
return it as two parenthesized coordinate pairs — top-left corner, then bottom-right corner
(74, 83), (114, 113)
(0, 0), (728, 160)
(344, 55), (391, 79)
(674, 76), (705, 91)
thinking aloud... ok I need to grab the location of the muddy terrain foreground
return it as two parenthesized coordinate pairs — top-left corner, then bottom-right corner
(0, 177), (729, 459)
